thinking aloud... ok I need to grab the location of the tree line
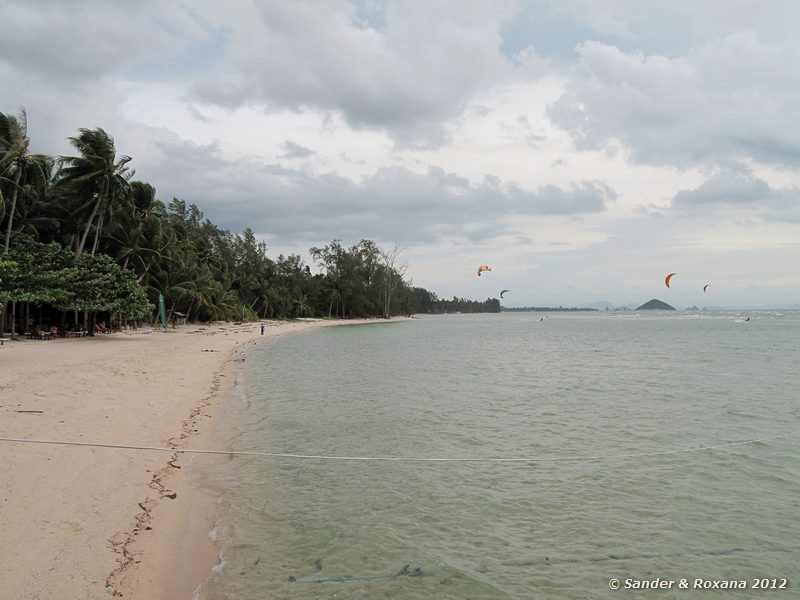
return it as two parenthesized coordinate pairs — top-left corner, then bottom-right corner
(415, 292), (501, 314)
(0, 109), (497, 336)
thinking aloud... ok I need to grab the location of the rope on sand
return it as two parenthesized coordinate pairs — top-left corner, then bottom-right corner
(0, 430), (796, 463)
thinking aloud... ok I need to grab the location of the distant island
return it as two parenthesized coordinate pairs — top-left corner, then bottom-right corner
(636, 299), (676, 310)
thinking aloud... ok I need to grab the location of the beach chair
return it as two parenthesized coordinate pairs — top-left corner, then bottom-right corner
(27, 327), (50, 340)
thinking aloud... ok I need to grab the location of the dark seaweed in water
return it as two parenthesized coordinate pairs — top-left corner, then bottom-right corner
(502, 544), (799, 568)
(291, 564), (426, 584)
(397, 564), (424, 577)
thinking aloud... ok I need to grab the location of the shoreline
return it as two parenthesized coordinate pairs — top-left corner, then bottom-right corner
(0, 317), (406, 599)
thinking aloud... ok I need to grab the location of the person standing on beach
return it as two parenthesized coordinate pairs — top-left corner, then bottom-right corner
(260, 323), (265, 335)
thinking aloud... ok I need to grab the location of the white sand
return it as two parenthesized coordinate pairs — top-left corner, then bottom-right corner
(0, 318), (394, 599)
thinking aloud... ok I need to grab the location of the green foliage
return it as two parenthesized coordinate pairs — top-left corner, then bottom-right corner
(1, 108), (52, 254)
(0, 233), (150, 318)
(0, 235), (70, 303)
(57, 253), (151, 319)
(0, 113), (498, 324)
(55, 127), (133, 258)
(407, 287), (439, 313)
(422, 296), (501, 314)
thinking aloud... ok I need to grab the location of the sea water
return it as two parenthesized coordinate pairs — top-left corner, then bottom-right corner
(190, 312), (800, 599)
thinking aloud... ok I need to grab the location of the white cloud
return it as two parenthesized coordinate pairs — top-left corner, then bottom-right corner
(279, 141), (317, 160)
(0, 1), (209, 87)
(548, 33), (800, 168)
(672, 165), (800, 223)
(189, 0), (521, 146)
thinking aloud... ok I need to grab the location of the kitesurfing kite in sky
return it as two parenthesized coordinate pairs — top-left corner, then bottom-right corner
(665, 273), (676, 288)
(477, 265), (491, 277)
(704, 284), (711, 293)
(500, 289), (509, 298)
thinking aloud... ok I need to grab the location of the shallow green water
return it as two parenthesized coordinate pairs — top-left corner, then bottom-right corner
(192, 312), (800, 599)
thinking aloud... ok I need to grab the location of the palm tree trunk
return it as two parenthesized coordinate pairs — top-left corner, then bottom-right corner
(76, 195), (102, 258)
(76, 178), (108, 259)
(136, 260), (152, 283)
(91, 211), (105, 255)
(383, 279), (388, 318)
(0, 174), (19, 343)
(10, 301), (16, 339)
(3, 168), (22, 253)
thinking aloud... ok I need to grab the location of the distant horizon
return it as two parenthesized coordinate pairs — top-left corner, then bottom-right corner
(499, 301), (800, 311)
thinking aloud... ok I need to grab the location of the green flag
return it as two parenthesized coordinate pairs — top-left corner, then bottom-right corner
(158, 292), (167, 331)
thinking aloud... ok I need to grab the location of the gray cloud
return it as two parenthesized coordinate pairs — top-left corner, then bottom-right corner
(189, 0), (520, 147)
(139, 136), (612, 247)
(503, 1), (800, 62)
(0, 61), (139, 158)
(0, 1), (208, 88)
(672, 165), (800, 222)
(548, 33), (800, 168)
(279, 140), (317, 159)
(185, 103), (212, 123)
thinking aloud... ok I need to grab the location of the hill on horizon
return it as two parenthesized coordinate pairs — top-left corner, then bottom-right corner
(636, 299), (676, 310)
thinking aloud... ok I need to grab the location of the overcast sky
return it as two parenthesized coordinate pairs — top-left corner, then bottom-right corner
(2, 0), (799, 307)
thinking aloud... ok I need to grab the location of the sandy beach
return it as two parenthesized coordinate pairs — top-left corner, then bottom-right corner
(0, 319), (380, 599)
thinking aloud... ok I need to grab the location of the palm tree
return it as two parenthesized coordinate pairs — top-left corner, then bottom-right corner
(56, 128), (132, 258)
(1, 108), (50, 253)
(292, 293), (312, 317)
(104, 183), (169, 280)
(147, 262), (195, 324)
(15, 157), (56, 240)
(0, 108), (50, 337)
